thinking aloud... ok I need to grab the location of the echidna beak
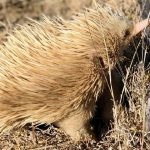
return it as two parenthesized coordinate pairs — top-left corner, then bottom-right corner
(132, 19), (150, 36)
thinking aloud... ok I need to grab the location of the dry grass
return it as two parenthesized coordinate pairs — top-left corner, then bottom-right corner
(0, 0), (150, 149)
(110, 63), (150, 150)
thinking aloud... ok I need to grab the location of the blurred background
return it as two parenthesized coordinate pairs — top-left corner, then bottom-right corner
(0, 0), (144, 41)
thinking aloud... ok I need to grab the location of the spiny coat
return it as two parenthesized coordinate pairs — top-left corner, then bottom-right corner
(0, 5), (132, 140)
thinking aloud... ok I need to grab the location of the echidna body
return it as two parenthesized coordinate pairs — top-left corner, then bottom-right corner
(0, 6), (132, 140)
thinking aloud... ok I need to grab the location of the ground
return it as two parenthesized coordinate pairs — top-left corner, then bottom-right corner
(0, 0), (150, 149)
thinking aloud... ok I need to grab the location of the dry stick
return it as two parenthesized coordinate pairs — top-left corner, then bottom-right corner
(31, 141), (71, 150)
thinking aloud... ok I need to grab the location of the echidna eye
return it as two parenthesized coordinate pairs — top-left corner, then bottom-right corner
(124, 29), (130, 38)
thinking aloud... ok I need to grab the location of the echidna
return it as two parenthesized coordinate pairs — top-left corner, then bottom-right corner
(0, 5), (149, 140)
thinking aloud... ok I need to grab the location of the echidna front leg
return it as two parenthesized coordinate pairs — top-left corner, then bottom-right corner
(55, 111), (93, 140)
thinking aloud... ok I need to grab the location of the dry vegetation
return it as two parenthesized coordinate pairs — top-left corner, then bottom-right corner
(0, 0), (150, 149)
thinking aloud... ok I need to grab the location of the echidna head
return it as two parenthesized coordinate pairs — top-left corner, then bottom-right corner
(87, 7), (149, 70)
(80, 6), (135, 70)
(101, 20), (134, 69)
(105, 18), (150, 69)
